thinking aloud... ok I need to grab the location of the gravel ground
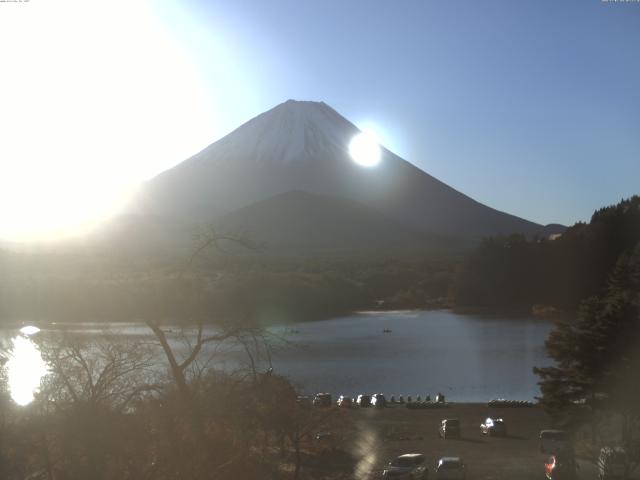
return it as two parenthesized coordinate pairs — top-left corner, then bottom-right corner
(329, 403), (600, 480)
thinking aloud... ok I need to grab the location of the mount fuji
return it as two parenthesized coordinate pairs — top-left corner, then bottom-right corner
(120, 100), (562, 253)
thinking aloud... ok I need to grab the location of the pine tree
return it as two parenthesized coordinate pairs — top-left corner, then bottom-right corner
(534, 242), (640, 455)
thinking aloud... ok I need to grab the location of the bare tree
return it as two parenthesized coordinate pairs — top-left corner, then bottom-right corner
(34, 333), (159, 480)
(141, 229), (272, 479)
(39, 333), (158, 411)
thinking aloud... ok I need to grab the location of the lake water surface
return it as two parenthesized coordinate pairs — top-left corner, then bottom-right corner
(0, 310), (555, 403)
(267, 310), (554, 401)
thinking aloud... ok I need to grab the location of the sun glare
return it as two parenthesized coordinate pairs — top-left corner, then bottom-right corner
(6, 333), (49, 406)
(349, 132), (382, 167)
(0, 1), (216, 241)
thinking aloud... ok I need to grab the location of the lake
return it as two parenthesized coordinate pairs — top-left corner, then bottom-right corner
(266, 310), (554, 401)
(1, 310), (554, 404)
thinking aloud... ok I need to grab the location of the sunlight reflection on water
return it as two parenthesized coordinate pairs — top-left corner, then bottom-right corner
(5, 327), (49, 406)
(19, 325), (41, 336)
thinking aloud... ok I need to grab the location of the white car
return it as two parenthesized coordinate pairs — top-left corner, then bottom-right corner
(435, 457), (465, 480)
(382, 453), (428, 479)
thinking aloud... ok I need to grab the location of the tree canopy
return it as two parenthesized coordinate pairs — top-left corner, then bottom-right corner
(453, 196), (640, 311)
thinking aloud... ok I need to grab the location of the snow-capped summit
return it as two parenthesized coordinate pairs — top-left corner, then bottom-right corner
(185, 99), (359, 168)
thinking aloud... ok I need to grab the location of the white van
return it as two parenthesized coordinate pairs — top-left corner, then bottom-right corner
(598, 447), (627, 479)
(539, 430), (570, 453)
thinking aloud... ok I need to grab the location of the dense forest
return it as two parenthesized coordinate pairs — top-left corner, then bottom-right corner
(0, 248), (454, 326)
(452, 196), (640, 313)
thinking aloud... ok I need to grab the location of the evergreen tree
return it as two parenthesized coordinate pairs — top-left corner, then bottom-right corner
(454, 196), (640, 311)
(534, 243), (640, 453)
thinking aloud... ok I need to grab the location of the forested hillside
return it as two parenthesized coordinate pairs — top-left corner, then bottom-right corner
(0, 251), (453, 325)
(453, 196), (640, 312)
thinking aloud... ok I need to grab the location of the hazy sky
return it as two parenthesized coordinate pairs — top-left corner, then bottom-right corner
(0, 0), (638, 239)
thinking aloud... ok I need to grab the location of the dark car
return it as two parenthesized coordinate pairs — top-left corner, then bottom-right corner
(439, 419), (461, 439)
(480, 417), (506, 436)
(372, 393), (386, 408)
(435, 457), (465, 480)
(312, 393), (332, 407)
(356, 394), (372, 407)
(382, 453), (428, 479)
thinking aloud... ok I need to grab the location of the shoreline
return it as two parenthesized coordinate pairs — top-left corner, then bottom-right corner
(0, 306), (548, 329)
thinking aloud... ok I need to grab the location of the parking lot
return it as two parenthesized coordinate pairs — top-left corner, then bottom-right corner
(327, 403), (601, 480)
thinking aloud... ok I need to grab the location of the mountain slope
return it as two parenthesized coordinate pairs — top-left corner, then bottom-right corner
(215, 190), (445, 254)
(130, 99), (563, 239)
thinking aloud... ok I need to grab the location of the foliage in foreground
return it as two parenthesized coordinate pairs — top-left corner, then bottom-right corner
(534, 242), (640, 469)
(0, 332), (353, 480)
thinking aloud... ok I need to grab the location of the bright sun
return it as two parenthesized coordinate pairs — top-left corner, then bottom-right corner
(349, 132), (382, 167)
(0, 1), (215, 241)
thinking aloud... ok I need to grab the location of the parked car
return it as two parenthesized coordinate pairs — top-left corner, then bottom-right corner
(382, 453), (428, 479)
(356, 394), (372, 407)
(439, 419), (461, 439)
(545, 454), (578, 480)
(313, 393), (332, 407)
(337, 395), (353, 408)
(540, 430), (570, 454)
(480, 417), (506, 436)
(296, 395), (311, 407)
(598, 447), (628, 479)
(372, 393), (386, 408)
(435, 457), (465, 480)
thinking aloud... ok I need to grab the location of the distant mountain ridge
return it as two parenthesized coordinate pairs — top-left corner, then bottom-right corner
(124, 99), (564, 252)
